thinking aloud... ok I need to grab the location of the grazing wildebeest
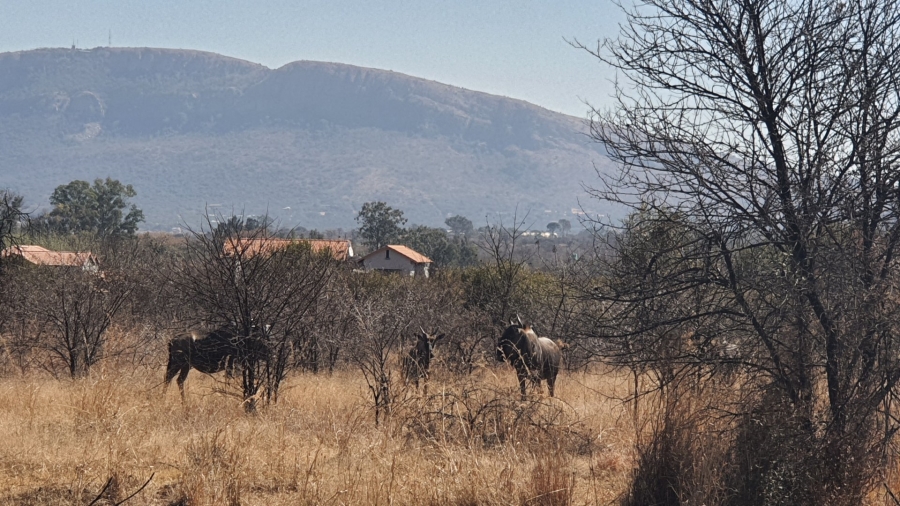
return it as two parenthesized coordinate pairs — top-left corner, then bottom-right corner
(496, 317), (562, 398)
(402, 329), (445, 390)
(164, 324), (269, 399)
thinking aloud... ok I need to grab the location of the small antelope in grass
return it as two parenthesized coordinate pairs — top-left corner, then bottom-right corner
(402, 328), (445, 391)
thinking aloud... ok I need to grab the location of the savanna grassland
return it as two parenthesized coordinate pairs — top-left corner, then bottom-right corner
(0, 353), (636, 506)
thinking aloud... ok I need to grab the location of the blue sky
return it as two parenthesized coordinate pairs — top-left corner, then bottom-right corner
(0, 1), (623, 117)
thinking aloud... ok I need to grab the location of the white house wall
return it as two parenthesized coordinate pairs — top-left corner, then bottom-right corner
(362, 254), (417, 275)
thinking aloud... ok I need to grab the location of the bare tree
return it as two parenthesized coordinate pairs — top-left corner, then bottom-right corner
(11, 241), (137, 378)
(532, 239), (593, 371)
(0, 190), (28, 369)
(439, 309), (494, 376)
(174, 213), (337, 411)
(576, 0), (900, 502)
(0, 189), (27, 274)
(296, 272), (355, 374)
(346, 275), (417, 426)
(470, 213), (533, 328)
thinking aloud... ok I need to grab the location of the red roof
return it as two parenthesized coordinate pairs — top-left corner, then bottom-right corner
(1, 245), (98, 268)
(359, 245), (432, 264)
(223, 238), (353, 261)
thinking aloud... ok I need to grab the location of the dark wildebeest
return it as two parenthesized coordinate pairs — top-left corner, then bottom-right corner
(402, 329), (445, 391)
(164, 324), (269, 399)
(496, 317), (562, 398)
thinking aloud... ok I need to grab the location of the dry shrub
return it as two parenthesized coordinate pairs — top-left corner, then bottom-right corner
(170, 429), (245, 506)
(0, 333), (14, 376)
(623, 379), (884, 506)
(0, 317), (42, 376)
(723, 389), (816, 506)
(724, 388), (881, 506)
(623, 387), (731, 506)
(396, 377), (593, 454)
(521, 451), (576, 506)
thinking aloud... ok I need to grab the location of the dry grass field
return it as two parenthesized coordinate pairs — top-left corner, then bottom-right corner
(0, 360), (638, 505)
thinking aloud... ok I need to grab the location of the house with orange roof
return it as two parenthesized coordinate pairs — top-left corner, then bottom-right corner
(1, 245), (99, 272)
(222, 238), (354, 262)
(357, 245), (432, 278)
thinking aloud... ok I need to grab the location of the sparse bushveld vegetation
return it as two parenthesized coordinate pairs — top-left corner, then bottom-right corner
(0, 363), (634, 505)
(0, 214), (633, 505)
(5, 0), (900, 503)
(4, 192), (900, 504)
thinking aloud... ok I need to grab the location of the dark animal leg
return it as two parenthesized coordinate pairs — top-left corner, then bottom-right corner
(517, 371), (528, 400)
(176, 367), (189, 401)
(164, 363), (179, 391)
(547, 375), (556, 397)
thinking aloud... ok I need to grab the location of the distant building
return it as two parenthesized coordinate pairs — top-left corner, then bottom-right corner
(1, 245), (99, 272)
(357, 245), (432, 278)
(522, 231), (557, 238)
(223, 238), (354, 262)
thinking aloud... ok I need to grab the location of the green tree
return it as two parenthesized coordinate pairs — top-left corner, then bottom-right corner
(213, 215), (245, 238)
(546, 222), (560, 235)
(356, 201), (406, 251)
(557, 219), (571, 236)
(213, 214), (273, 238)
(405, 225), (478, 268)
(445, 215), (474, 237)
(49, 178), (144, 237)
(244, 215), (272, 232)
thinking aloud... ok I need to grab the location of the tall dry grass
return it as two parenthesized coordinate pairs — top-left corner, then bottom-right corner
(0, 362), (636, 505)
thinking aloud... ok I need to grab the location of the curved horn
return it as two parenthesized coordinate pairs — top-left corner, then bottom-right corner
(419, 326), (426, 336)
(516, 314), (523, 327)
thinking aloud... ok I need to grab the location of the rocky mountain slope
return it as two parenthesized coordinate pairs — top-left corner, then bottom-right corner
(0, 47), (615, 231)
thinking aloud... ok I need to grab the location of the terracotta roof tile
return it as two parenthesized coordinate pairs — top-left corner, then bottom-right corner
(1, 245), (98, 268)
(223, 238), (353, 261)
(359, 245), (432, 264)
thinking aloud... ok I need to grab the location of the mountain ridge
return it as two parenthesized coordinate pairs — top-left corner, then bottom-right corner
(0, 47), (615, 231)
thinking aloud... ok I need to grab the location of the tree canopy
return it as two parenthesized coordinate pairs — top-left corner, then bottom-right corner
(356, 201), (407, 251)
(404, 225), (478, 268)
(213, 214), (273, 238)
(47, 178), (144, 237)
(445, 215), (474, 237)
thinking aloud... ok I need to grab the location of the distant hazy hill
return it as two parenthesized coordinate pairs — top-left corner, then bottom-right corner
(0, 47), (615, 231)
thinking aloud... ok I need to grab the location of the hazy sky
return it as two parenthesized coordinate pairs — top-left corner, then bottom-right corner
(0, 1), (624, 117)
